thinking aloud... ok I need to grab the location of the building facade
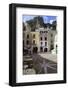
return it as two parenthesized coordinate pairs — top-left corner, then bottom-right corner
(51, 33), (57, 54)
(36, 27), (56, 53)
(23, 23), (57, 54)
(23, 23), (40, 54)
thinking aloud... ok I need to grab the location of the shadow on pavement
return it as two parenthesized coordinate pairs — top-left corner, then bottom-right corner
(32, 54), (57, 74)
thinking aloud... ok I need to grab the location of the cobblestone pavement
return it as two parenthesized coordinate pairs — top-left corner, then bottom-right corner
(23, 55), (36, 75)
(38, 53), (57, 63)
(23, 53), (57, 75)
(32, 54), (57, 74)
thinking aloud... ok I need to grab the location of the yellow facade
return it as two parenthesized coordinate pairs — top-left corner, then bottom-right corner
(23, 31), (40, 52)
(31, 32), (40, 47)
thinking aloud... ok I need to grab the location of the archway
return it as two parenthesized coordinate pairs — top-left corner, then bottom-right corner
(33, 47), (38, 53)
(44, 48), (47, 52)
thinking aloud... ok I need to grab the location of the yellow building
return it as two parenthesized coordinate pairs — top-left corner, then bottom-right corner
(23, 23), (40, 54)
(31, 32), (40, 53)
(23, 31), (40, 54)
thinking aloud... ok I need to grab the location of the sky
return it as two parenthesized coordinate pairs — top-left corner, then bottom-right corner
(23, 15), (57, 24)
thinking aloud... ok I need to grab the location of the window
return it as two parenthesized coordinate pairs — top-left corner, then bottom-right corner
(23, 40), (24, 45)
(40, 37), (42, 40)
(26, 40), (29, 45)
(27, 34), (29, 38)
(44, 48), (47, 52)
(45, 42), (47, 46)
(45, 37), (47, 40)
(33, 34), (35, 38)
(33, 40), (35, 44)
(40, 47), (43, 52)
(41, 42), (43, 45)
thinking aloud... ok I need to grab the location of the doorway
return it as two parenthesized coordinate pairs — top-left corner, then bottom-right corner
(33, 47), (38, 53)
(44, 48), (47, 52)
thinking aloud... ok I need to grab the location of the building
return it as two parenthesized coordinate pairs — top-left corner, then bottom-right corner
(23, 22), (57, 54)
(51, 33), (57, 54)
(36, 27), (56, 52)
(23, 23), (32, 54)
(23, 23), (40, 54)
(30, 32), (40, 53)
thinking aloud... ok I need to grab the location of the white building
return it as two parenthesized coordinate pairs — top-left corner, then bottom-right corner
(36, 27), (56, 52)
(51, 33), (57, 54)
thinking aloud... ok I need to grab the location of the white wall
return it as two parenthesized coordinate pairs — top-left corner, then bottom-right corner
(0, 0), (68, 89)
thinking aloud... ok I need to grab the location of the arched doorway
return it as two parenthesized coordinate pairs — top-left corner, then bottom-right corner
(40, 47), (43, 52)
(44, 48), (47, 52)
(33, 47), (38, 53)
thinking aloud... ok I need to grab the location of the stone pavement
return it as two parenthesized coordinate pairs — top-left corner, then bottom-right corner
(38, 53), (57, 63)
(23, 55), (36, 75)
(32, 53), (57, 74)
(23, 53), (57, 75)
